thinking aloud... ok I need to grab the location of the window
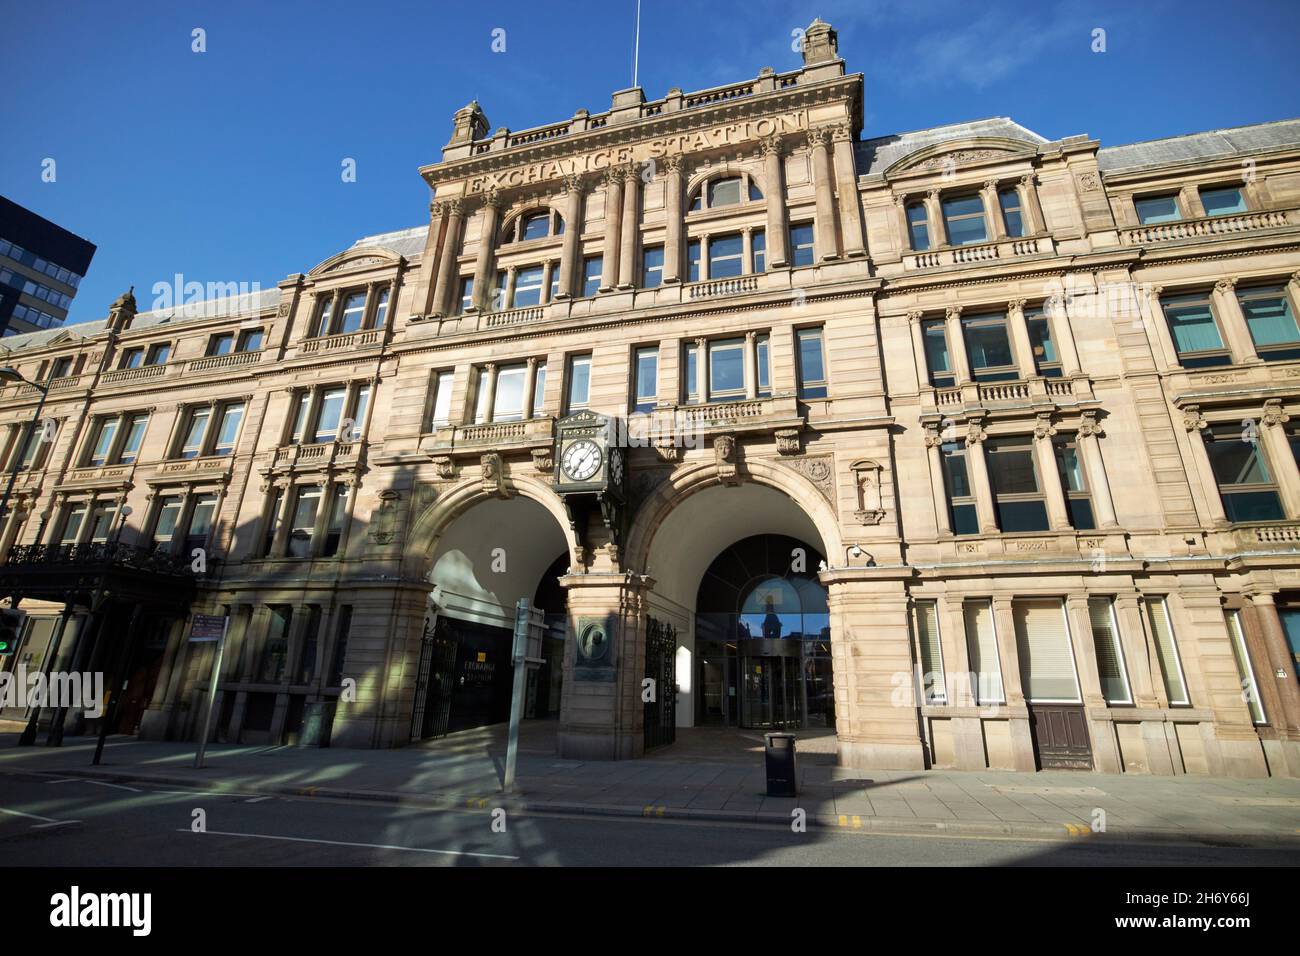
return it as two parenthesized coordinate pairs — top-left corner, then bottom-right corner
(176, 402), (244, 458)
(1134, 194), (1181, 224)
(914, 600), (946, 704)
(511, 266), (545, 308)
(942, 194), (987, 246)
(1145, 596), (1189, 705)
(120, 348), (144, 370)
(708, 339), (745, 399)
(683, 342), (700, 403)
(941, 442), (978, 535)
(961, 313), (1018, 381)
(1053, 437), (1094, 530)
(756, 333), (771, 398)
(532, 361), (547, 415)
(323, 484), (349, 557)
(59, 503), (87, 544)
(998, 187), (1025, 237)
(237, 328), (263, 352)
(707, 234), (744, 279)
(986, 436), (1049, 532)
(207, 333), (234, 357)
(633, 347), (657, 413)
(11, 420), (57, 472)
(1088, 597), (1132, 705)
(288, 392), (311, 443)
(185, 494), (218, 553)
(963, 600), (1005, 704)
(329, 606), (353, 686)
(566, 354), (592, 411)
(642, 246), (664, 289)
(707, 177), (742, 208)
(922, 319), (954, 387)
(178, 407), (212, 459)
(1203, 424), (1284, 522)
(511, 209), (560, 242)
(548, 263), (560, 302)
(690, 175), (761, 212)
(1160, 292), (1231, 367)
(456, 276), (474, 315)
(426, 370), (454, 430)
(314, 298), (334, 337)
(261, 488), (284, 557)
(1237, 285), (1300, 361)
(796, 327), (827, 399)
(687, 240), (702, 282)
(339, 291), (366, 333)
(212, 403), (244, 455)
(492, 364), (528, 422)
(790, 223), (815, 267)
(151, 496), (183, 552)
(288, 487), (322, 557)
(145, 343), (170, 365)
(1225, 609), (1265, 724)
(88, 412), (148, 467)
(51, 357), (74, 379)
(87, 417), (119, 466)
(906, 202), (929, 251)
(296, 606), (322, 684)
(87, 503), (113, 542)
(751, 230), (766, 273)
(260, 607), (291, 681)
(1025, 307), (1062, 377)
(1199, 185), (1246, 217)
(313, 388), (345, 443)
(582, 256), (602, 297)
(1013, 599), (1081, 702)
(371, 288), (390, 328)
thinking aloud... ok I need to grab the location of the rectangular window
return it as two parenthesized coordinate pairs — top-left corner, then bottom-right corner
(87, 503), (113, 542)
(756, 333), (770, 398)
(456, 276), (474, 315)
(146, 343), (170, 365)
(185, 494), (218, 553)
(961, 313), (1018, 381)
(687, 240), (702, 282)
(963, 600), (1005, 705)
(370, 288), (390, 328)
(906, 202), (929, 252)
(492, 364), (528, 422)
(296, 607), (322, 684)
(708, 339), (745, 398)
(1013, 599), (1081, 702)
(548, 264), (560, 302)
(511, 266), (545, 308)
(51, 357), (74, 379)
(313, 388), (345, 443)
(789, 223), (815, 266)
(751, 230), (766, 273)
(88, 417), (119, 466)
(1279, 607), (1300, 684)
(708, 234), (744, 279)
(260, 607), (291, 682)
(1199, 185), (1246, 217)
(1146, 596), (1189, 705)
(1225, 609), (1265, 724)
(642, 246), (664, 289)
(922, 319), (954, 387)
(288, 392), (311, 444)
(427, 370), (454, 429)
(261, 488), (284, 557)
(237, 328), (263, 352)
(1135, 194), (1181, 224)
(118, 413), (148, 464)
(121, 348), (144, 370)
(492, 270), (506, 311)
(314, 299), (334, 337)
(60, 503), (87, 544)
(532, 362), (546, 416)
(1160, 292), (1231, 367)
(582, 256), (602, 297)
(914, 600), (946, 704)
(207, 333), (234, 357)
(796, 327), (828, 399)
(942, 194), (987, 246)
(178, 407), (211, 459)
(633, 346), (658, 413)
(998, 187), (1025, 237)
(1025, 307), (1061, 377)
(1237, 285), (1300, 361)
(941, 442), (979, 535)
(329, 606), (352, 686)
(1203, 424), (1284, 522)
(1054, 437), (1095, 530)
(986, 436), (1049, 532)
(339, 291), (366, 333)
(288, 486), (321, 558)
(566, 354), (591, 411)
(151, 496), (182, 551)
(213, 403), (244, 456)
(683, 343), (699, 403)
(323, 483), (349, 557)
(1088, 597), (1132, 705)
(473, 367), (491, 424)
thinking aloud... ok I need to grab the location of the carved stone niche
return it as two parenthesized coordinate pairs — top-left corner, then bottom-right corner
(369, 489), (400, 545)
(850, 458), (886, 525)
(774, 427), (802, 456)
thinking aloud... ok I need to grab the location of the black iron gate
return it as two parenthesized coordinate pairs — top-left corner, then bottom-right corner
(410, 619), (457, 741)
(644, 617), (677, 751)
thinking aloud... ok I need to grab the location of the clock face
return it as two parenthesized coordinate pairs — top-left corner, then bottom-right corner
(609, 448), (624, 485)
(561, 439), (602, 482)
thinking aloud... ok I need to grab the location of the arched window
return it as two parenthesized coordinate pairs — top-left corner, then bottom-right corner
(503, 208), (564, 243)
(689, 173), (764, 212)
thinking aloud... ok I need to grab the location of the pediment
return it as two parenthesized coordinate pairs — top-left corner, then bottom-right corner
(308, 247), (400, 277)
(886, 137), (1039, 178)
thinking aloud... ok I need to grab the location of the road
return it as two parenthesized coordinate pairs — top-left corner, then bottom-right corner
(0, 769), (1295, 867)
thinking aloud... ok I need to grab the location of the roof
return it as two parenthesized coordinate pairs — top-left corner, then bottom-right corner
(1097, 118), (1300, 174)
(855, 116), (1048, 176)
(349, 224), (428, 260)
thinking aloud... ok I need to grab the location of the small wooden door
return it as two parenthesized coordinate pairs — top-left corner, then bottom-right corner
(1028, 704), (1093, 770)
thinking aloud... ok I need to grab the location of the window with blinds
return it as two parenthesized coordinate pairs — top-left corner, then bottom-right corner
(1012, 599), (1081, 702)
(914, 601), (946, 704)
(963, 600), (1004, 704)
(1088, 597), (1132, 704)
(1146, 597), (1190, 705)
(1225, 610), (1266, 724)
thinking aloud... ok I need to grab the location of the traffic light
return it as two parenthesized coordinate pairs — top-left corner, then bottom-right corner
(0, 608), (26, 656)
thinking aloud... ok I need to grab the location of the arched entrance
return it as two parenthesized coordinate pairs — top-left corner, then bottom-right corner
(696, 534), (832, 730)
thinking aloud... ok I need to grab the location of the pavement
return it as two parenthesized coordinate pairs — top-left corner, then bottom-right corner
(2, 722), (1300, 848)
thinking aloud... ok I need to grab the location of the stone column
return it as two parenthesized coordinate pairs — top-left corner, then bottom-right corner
(744, 331), (759, 399)
(698, 234), (711, 282)
(981, 180), (1004, 241)
(1006, 298), (1038, 378)
(806, 127), (840, 261)
(600, 168), (623, 292)
(831, 124), (866, 257)
(1115, 594), (1159, 708)
(1066, 594), (1123, 773)
(430, 199), (464, 318)
(1019, 175), (1046, 235)
(1033, 414), (1071, 530)
(760, 136), (788, 268)
(555, 174), (584, 299)
(470, 191), (502, 312)
(924, 189), (944, 248)
(965, 420), (999, 534)
(1212, 277), (1260, 364)
(741, 228), (753, 275)
(270, 482), (296, 556)
(411, 201), (446, 317)
(662, 156), (684, 283)
(1247, 592), (1300, 735)
(1046, 294), (1083, 376)
(1259, 400), (1300, 518)
(479, 363), (498, 424)
(523, 357), (539, 420)
(992, 596), (1037, 771)
(1144, 284), (1182, 369)
(309, 482), (333, 558)
(924, 424), (952, 535)
(1181, 407), (1228, 525)
(1076, 412), (1118, 528)
(894, 195), (913, 252)
(618, 163), (639, 289)
(944, 306), (970, 385)
(908, 310), (929, 388)
(695, 337), (709, 404)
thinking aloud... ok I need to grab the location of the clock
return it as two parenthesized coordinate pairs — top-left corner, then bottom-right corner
(609, 447), (624, 486)
(562, 439), (602, 482)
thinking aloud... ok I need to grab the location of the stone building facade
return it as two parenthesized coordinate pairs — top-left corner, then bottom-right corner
(3, 20), (1300, 777)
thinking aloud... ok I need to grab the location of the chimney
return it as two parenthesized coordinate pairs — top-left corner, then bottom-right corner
(448, 100), (490, 146)
(800, 19), (844, 81)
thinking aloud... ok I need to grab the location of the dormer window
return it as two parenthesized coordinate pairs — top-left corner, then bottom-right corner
(505, 209), (563, 243)
(689, 174), (763, 212)
(1134, 193), (1181, 224)
(1199, 185), (1247, 216)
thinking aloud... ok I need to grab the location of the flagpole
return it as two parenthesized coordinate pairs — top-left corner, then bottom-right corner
(633, 0), (641, 88)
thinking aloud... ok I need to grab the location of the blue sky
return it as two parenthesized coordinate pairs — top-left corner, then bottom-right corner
(3, 0), (1298, 325)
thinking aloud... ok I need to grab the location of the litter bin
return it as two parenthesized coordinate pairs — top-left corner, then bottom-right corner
(764, 732), (797, 797)
(299, 701), (336, 748)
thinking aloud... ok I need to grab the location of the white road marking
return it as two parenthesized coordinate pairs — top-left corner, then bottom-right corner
(0, 806), (80, 827)
(178, 828), (519, 860)
(47, 778), (141, 793)
(244, 796), (272, 803)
